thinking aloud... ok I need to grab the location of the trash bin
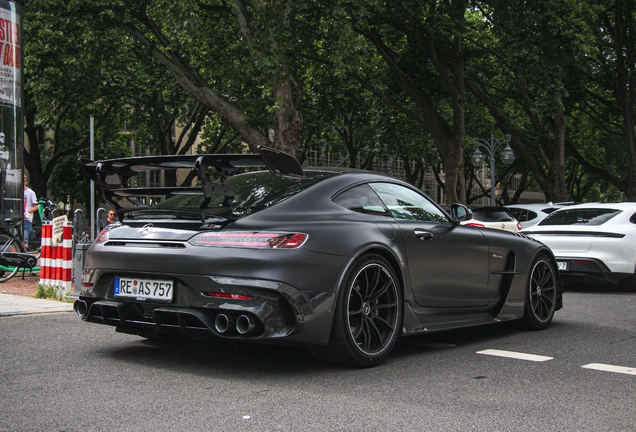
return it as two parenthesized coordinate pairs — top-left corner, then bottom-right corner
(72, 242), (91, 297)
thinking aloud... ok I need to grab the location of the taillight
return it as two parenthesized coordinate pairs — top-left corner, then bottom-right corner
(94, 230), (109, 242)
(466, 223), (485, 227)
(517, 222), (523, 231)
(189, 232), (308, 249)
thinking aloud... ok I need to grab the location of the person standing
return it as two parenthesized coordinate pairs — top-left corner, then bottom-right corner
(23, 175), (38, 251)
(107, 210), (116, 225)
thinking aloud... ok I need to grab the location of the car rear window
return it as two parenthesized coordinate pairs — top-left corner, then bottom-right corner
(150, 170), (336, 218)
(471, 208), (515, 222)
(538, 208), (622, 226)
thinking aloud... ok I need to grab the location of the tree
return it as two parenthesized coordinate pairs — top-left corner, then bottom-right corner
(23, 0), (226, 206)
(56, 0), (309, 159)
(567, 0), (636, 200)
(23, 0), (132, 202)
(324, 0), (471, 203)
(466, 0), (596, 203)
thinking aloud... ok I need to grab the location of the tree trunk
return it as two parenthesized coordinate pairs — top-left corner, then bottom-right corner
(272, 54), (302, 160)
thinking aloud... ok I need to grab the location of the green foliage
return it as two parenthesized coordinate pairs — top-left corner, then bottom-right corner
(21, 0), (636, 204)
(35, 284), (58, 300)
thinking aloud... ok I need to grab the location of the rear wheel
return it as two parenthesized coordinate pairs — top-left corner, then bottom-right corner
(518, 254), (558, 330)
(0, 234), (25, 283)
(313, 254), (403, 367)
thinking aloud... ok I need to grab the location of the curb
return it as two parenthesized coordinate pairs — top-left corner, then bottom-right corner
(0, 293), (74, 316)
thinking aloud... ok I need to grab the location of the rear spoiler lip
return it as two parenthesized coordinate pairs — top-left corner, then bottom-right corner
(79, 146), (304, 222)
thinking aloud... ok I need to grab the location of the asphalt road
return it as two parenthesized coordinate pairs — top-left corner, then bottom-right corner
(1, 286), (634, 432)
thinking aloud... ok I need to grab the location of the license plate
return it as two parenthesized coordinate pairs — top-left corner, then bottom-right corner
(114, 277), (173, 301)
(557, 261), (568, 271)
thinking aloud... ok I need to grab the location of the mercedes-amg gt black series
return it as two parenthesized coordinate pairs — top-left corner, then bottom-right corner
(75, 147), (562, 367)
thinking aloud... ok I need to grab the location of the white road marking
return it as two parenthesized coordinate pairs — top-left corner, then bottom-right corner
(476, 349), (553, 362)
(581, 363), (636, 376)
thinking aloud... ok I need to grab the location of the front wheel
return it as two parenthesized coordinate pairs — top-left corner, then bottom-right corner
(518, 254), (558, 330)
(0, 233), (25, 283)
(314, 254), (403, 367)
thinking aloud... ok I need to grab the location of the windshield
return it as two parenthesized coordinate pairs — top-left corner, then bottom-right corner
(538, 208), (621, 226)
(149, 170), (336, 218)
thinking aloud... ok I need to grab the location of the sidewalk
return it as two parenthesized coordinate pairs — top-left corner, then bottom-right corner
(0, 293), (74, 316)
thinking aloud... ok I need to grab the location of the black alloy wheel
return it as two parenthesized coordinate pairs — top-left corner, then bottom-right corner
(318, 254), (403, 367)
(519, 254), (558, 329)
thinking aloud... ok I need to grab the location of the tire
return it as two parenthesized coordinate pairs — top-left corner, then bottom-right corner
(0, 233), (25, 283)
(518, 253), (558, 330)
(314, 254), (403, 367)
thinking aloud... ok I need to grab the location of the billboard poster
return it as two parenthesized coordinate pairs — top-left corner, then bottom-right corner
(0, 2), (20, 108)
(0, 0), (22, 221)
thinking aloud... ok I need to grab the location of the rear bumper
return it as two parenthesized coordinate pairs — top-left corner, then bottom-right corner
(78, 270), (338, 346)
(555, 256), (632, 286)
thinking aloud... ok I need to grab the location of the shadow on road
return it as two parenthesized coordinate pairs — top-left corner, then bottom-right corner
(97, 319), (563, 376)
(562, 282), (636, 294)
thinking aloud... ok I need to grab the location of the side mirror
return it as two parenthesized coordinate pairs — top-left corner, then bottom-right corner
(450, 203), (472, 222)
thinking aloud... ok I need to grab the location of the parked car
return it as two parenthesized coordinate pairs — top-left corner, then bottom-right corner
(75, 148), (563, 367)
(461, 206), (522, 232)
(505, 203), (567, 228)
(522, 202), (636, 289)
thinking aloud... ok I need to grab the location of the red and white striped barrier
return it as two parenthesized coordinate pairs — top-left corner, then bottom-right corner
(40, 222), (73, 296)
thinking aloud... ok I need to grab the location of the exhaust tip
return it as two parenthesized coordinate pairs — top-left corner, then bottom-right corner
(236, 315), (256, 335)
(215, 314), (230, 334)
(73, 300), (87, 317)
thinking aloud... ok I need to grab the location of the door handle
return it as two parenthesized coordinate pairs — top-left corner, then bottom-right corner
(414, 229), (434, 241)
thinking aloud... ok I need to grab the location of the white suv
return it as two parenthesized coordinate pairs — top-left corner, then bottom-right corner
(522, 202), (636, 289)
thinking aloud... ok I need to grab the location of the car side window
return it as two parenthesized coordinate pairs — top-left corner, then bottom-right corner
(332, 184), (391, 217)
(509, 208), (523, 221)
(369, 182), (449, 223)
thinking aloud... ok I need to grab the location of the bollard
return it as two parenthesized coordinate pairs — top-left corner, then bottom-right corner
(72, 242), (91, 297)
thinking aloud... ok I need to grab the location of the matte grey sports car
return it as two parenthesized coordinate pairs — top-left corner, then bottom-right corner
(75, 147), (563, 367)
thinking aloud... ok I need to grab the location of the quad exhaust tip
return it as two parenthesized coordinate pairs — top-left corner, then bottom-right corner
(73, 300), (88, 317)
(215, 313), (257, 335)
(214, 314), (230, 334)
(236, 315), (255, 335)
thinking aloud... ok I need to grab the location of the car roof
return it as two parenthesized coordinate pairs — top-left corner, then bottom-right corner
(470, 206), (510, 211)
(505, 203), (563, 210)
(551, 202), (636, 211)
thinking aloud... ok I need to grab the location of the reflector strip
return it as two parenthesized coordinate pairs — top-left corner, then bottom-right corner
(476, 349), (553, 362)
(205, 292), (252, 300)
(197, 233), (274, 247)
(582, 363), (636, 376)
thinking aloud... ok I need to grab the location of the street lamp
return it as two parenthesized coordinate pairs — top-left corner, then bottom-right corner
(471, 134), (515, 205)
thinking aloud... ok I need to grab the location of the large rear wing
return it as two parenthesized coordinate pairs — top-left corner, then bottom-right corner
(79, 146), (304, 221)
